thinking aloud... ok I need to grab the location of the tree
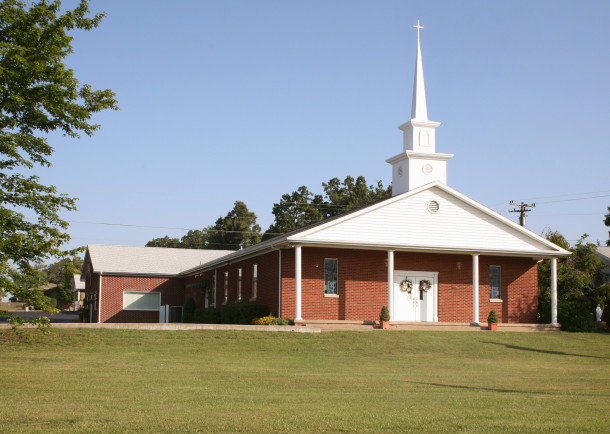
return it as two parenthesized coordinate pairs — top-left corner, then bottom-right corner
(322, 176), (392, 218)
(604, 206), (610, 246)
(206, 201), (261, 250)
(263, 176), (391, 239)
(538, 231), (610, 331)
(0, 1), (118, 323)
(44, 255), (83, 309)
(263, 186), (325, 240)
(145, 201), (262, 250)
(145, 236), (181, 248)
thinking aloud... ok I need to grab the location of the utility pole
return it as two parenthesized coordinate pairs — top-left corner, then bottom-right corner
(509, 201), (535, 227)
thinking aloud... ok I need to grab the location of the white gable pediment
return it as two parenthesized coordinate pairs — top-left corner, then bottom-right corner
(290, 183), (566, 256)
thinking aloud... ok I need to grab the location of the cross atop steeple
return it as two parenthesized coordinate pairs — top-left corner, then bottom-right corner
(413, 19), (423, 42)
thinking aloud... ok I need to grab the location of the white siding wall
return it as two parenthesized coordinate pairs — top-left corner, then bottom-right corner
(298, 187), (549, 252)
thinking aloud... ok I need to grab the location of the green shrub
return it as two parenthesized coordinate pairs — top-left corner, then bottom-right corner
(539, 297), (598, 332)
(194, 307), (221, 324)
(487, 310), (498, 323)
(183, 297), (196, 323)
(558, 299), (597, 332)
(269, 317), (292, 326)
(251, 316), (293, 326)
(193, 303), (269, 325)
(380, 306), (390, 322)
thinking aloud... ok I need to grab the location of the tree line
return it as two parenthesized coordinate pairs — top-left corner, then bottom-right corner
(145, 176), (392, 250)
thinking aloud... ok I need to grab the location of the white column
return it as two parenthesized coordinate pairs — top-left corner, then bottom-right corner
(295, 245), (302, 321)
(551, 257), (558, 325)
(387, 250), (394, 321)
(472, 254), (479, 324)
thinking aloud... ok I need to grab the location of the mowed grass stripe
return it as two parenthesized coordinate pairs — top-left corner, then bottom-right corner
(0, 329), (608, 432)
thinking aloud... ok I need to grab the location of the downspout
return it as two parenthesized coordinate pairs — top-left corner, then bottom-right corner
(98, 272), (103, 323)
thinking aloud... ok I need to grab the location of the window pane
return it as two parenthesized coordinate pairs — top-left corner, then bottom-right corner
(252, 264), (258, 299)
(324, 259), (338, 295)
(123, 292), (160, 310)
(490, 266), (501, 299)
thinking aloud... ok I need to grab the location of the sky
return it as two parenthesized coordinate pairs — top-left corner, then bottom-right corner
(29, 0), (610, 253)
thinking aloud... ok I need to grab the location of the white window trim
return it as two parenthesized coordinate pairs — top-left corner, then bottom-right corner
(123, 291), (161, 311)
(324, 258), (339, 296)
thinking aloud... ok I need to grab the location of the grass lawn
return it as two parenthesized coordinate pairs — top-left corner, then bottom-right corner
(1, 329), (609, 432)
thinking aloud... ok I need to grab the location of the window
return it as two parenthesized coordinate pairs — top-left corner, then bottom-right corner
(212, 273), (217, 307)
(489, 266), (501, 299)
(123, 292), (160, 311)
(223, 271), (229, 305)
(324, 259), (338, 295)
(251, 264), (258, 300)
(237, 268), (242, 302)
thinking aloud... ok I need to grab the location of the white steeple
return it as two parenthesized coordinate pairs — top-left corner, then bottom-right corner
(411, 20), (428, 121)
(386, 20), (453, 196)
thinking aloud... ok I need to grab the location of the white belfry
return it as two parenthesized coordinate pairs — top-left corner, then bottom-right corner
(387, 20), (454, 196)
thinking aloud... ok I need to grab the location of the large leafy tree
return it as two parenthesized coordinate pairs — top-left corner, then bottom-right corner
(205, 201), (261, 249)
(263, 176), (391, 239)
(0, 0), (118, 320)
(146, 201), (262, 250)
(263, 186), (325, 240)
(538, 231), (610, 331)
(322, 176), (392, 218)
(145, 236), (181, 248)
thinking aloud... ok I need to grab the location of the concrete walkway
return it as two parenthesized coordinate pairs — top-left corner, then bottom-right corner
(296, 320), (561, 332)
(0, 312), (560, 333)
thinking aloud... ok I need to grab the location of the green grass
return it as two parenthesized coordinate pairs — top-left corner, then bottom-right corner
(1, 329), (609, 432)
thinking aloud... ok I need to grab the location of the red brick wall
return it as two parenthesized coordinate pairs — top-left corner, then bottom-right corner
(89, 275), (184, 323)
(185, 250), (281, 316)
(280, 247), (538, 323)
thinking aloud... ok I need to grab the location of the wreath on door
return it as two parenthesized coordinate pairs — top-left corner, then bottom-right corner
(400, 279), (413, 293)
(420, 280), (432, 292)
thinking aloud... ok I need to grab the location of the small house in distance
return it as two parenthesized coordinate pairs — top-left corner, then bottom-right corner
(81, 23), (569, 325)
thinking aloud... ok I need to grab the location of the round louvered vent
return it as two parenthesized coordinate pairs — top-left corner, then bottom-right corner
(427, 200), (439, 214)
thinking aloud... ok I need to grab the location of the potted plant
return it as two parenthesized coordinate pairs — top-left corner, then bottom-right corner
(380, 306), (390, 330)
(487, 310), (498, 331)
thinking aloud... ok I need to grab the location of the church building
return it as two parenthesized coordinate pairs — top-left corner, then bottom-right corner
(82, 23), (569, 325)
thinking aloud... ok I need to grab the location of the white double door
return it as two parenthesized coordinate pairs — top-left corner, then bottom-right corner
(393, 271), (438, 322)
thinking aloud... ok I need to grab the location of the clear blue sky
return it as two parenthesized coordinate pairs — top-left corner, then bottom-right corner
(36, 0), (610, 251)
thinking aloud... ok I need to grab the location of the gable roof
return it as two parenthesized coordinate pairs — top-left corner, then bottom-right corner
(84, 244), (232, 277)
(597, 246), (610, 266)
(183, 182), (569, 276)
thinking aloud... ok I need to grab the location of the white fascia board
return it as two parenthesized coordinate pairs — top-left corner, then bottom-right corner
(286, 239), (567, 258)
(289, 181), (570, 256)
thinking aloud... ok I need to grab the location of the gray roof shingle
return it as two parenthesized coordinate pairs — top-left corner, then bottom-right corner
(86, 244), (232, 276)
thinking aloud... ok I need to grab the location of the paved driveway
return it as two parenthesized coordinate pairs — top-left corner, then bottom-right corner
(0, 310), (79, 323)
